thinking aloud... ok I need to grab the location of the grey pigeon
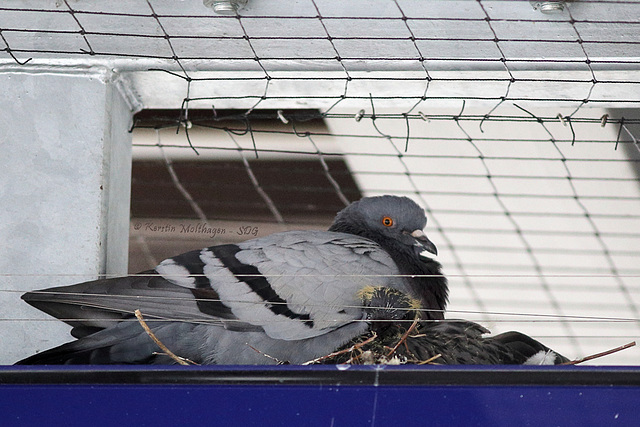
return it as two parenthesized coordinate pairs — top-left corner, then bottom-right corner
(16, 195), (448, 365)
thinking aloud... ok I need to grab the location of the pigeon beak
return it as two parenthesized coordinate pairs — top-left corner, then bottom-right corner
(411, 229), (438, 257)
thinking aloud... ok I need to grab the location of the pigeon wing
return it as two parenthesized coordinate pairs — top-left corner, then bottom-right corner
(24, 230), (404, 342)
(21, 269), (261, 338)
(155, 230), (405, 341)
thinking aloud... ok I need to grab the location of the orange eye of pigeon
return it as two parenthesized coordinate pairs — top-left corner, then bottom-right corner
(382, 216), (394, 227)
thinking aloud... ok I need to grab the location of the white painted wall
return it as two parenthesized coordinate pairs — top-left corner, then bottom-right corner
(0, 68), (135, 364)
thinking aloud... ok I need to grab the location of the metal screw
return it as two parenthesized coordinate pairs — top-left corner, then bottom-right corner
(203, 0), (248, 15)
(530, 1), (566, 14)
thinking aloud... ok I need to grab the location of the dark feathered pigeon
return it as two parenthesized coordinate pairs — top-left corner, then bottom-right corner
(16, 195), (448, 365)
(372, 321), (569, 365)
(341, 287), (569, 365)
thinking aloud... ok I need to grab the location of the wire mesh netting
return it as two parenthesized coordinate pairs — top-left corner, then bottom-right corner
(1, 0), (640, 364)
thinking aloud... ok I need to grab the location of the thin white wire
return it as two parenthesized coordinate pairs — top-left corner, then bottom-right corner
(156, 130), (210, 223)
(305, 133), (351, 207)
(4, 288), (639, 323)
(3, 273), (640, 278)
(225, 130), (285, 224)
(1, 318), (637, 325)
(134, 235), (158, 270)
(621, 123), (640, 153)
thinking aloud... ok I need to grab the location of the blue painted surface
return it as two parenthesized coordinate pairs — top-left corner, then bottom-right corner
(1, 366), (639, 426)
(1, 384), (637, 426)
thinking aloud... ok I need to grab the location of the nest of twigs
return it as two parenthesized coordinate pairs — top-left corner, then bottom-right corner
(304, 319), (636, 366)
(308, 320), (449, 365)
(134, 310), (636, 366)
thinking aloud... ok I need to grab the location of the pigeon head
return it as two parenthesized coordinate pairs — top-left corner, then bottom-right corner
(329, 195), (437, 261)
(330, 195), (448, 319)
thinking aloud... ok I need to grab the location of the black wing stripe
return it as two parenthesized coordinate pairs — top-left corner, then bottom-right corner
(189, 287), (236, 320)
(168, 250), (212, 289)
(210, 244), (314, 328)
(164, 251), (240, 320)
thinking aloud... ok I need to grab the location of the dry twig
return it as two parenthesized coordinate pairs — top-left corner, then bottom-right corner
(134, 309), (198, 365)
(561, 341), (636, 365)
(303, 332), (378, 365)
(386, 317), (419, 358)
(246, 343), (287, 364)
(417, 354), (443, 365)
